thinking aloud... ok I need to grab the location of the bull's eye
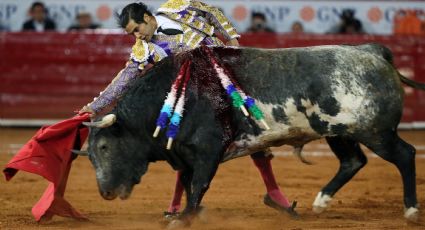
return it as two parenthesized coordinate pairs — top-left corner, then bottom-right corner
(97, 138), (109, 153)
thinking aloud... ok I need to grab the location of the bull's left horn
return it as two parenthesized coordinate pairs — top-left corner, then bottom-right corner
(71, 149), (89, 156)
(83, 114), (116, 128)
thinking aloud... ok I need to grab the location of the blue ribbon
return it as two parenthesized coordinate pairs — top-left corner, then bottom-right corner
(245, 97), (255, 108)
(156, 112), (169, 128)
(166, 124), (179, 139)
(226, 85), (236, 95)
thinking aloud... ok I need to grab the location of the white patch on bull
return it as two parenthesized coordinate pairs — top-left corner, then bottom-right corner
(312, 191), (333, 213)
(223, 99), (320, 161)
(296, 46), (381, 131)
(95, 137), (111, 183)
(300, 94), (365, 129)
(404, 207), (419, 221)
(328, 47), (384, 129)
(235, 99), (319, 143)
(255, 99), (318, 135)
(95, 169), (105, 182)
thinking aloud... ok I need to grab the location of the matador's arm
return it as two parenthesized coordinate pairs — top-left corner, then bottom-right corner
(87, 61), (140, 114)
(82, 39), (166, 116)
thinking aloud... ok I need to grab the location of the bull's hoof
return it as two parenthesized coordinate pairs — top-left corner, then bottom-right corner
(404, 207), (419, 222)
(163, 211), (180, 222)
(312, 205), (326, 214)
(263, 194), (299, 218)
(312, 192), (332, 214)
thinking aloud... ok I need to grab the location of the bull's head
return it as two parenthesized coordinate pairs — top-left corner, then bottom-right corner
(84, 114), (149, 200)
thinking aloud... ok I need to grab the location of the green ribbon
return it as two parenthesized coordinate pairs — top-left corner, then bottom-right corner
(230, 91), (244, 108)
(248, 105), (264, 120)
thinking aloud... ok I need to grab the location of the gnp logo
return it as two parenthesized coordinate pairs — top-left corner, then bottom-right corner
(367, 7), (383, 23)
(96, 4), (112, 21)
(300, 6), (315, 22)
(232, 4), (248, 21)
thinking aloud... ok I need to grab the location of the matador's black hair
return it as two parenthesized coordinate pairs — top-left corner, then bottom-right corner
(116, 2), (153, 28)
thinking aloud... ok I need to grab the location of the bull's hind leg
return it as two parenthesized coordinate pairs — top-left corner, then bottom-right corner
(313, 137), (367, 213)
(361, 132), (418, 221)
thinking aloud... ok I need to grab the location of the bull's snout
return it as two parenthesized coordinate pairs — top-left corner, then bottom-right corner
(100, 190), (118, 200)
(99, 183), (132, 200)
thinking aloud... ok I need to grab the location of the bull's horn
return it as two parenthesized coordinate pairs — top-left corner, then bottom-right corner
(83, 114), (116, 128)
(71, 149), (89, 156)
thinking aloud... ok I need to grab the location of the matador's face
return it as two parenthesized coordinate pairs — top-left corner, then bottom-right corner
(125, 14), (157, 42)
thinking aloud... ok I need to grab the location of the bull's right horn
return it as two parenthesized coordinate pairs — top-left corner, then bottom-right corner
(83, 114), (116, 128)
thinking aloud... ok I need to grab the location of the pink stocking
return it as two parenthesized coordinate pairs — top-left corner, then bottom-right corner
(252, 155), (291, 208)
(167, 171), (184, 213)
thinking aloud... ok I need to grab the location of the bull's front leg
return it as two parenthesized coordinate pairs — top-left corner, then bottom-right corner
(167, 160), (219, 229)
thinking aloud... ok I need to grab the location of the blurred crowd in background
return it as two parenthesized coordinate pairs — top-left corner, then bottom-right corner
(0, 1), (424, 35)
(18, 2), (100, 32)
(1, 1), (424, 123)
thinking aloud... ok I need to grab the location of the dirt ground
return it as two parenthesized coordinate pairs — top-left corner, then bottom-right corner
(1, 128), (425, 229)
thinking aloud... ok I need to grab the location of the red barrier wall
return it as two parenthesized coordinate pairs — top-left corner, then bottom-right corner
(1, 32), (424, 123)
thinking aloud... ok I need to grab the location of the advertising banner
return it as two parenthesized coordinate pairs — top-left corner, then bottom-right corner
(1, 0), (424, 34)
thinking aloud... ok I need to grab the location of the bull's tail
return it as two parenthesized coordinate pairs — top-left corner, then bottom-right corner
(398, 72), (425, 90)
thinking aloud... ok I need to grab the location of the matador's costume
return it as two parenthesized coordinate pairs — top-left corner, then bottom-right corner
(88, 0), (240, 113)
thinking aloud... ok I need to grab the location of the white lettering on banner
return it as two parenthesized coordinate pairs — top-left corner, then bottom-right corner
(317, 7), (346, 22)
(0, 0), (424, 34)
(48, 4), (87, 23)
(0, 3), (18, 30)
(0, 4), (18, 20)
(251, 5), (291, 21)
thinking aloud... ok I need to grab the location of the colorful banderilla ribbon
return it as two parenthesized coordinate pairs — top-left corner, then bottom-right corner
(153, 60), (192, 149)
(165, 61), (191, 149)
(154, 47), (270, 150)
(203, 47), (270, 130)
(153, 60), (190, 138)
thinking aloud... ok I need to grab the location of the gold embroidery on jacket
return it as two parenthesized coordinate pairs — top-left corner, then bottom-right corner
(157, 0), (190, 13)
(130, 39), (149, 63)
(190, 0), (239, 39)
(131, 39), (166, 70)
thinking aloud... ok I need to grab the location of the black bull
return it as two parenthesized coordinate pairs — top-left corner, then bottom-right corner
(85, 44), (425, 223)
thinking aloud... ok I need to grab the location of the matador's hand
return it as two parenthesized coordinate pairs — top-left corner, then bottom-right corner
(78, 105), (96, 118)
(226, 38), (240, 47)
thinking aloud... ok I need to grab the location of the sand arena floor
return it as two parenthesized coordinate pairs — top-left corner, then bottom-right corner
(1, 128), (425, 229)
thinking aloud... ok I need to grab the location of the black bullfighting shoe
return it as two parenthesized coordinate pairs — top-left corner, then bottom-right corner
(263, 194), (299, 218)
(163, 211), (180, 221)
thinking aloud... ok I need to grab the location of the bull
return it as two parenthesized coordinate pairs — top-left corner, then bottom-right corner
(83, 44), (424, 226)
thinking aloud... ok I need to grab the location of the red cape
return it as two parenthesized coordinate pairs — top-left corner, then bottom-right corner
(3, 114), (90, 221)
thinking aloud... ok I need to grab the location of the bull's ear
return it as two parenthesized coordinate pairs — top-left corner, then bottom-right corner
(83, 114), (116, 128)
